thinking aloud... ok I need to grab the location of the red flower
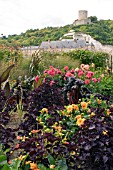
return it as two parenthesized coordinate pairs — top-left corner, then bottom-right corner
(78, 70), (84, 77)
(35, 75), (39, 82)
(64, 66), (69, 71)
(86, 71), (94, 79)
(50, 80), (55, 86)
(47, 70), (55, 77)
(85, 79), (90, 84)
(92, 78), (97, 82)
(65, 71), (74, 77)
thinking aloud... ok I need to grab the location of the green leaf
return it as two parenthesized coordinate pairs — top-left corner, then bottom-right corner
(0, 155), (7, 163)
(38, 163), (47, 170)
(48, 154), (55, 165)
(0, 64), (15, 83)
(9, 159), (21, 170)
(23, 164), (30, 170)
(57, 159), (68, 170)
(2, 164), (11, 170)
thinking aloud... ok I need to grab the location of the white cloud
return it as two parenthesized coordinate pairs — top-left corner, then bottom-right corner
(0, 0), (113, 36)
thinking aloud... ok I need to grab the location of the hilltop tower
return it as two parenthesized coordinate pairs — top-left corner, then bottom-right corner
(73, 10), (91, 26)
(78, 10), (88, 20)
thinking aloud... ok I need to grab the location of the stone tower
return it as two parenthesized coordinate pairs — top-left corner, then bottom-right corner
(78, 10), (88, 20)
(73, 10), (91, 26)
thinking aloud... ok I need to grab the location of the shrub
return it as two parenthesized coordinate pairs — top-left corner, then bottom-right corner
(74, 106), (113, 170)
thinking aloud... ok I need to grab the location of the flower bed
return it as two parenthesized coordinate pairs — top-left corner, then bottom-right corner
(0, 64), (113, 170)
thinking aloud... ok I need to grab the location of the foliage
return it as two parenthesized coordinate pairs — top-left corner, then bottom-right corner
(1, 18), (113, 46)
(74, 104), (113, 169)
(63, 49), (109, 69)
(0, 63), (113, 169)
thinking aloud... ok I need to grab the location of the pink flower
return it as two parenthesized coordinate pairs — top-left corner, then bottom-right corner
(98, 78), (101, 82)
(70, 69), (75, 74)
(86, 71), (94, 79)
(85, 79), (90, 84)
(50, 80), (55, 86)
(44, 69), (48, 73)
(65, 71), (74, 77)
(35, 75), (39, 82)
(84, 64), (90, 70)
(56, 69), (62, 74)
(78, 70), (84, 77)
(47, 70), (55, 77)
(64, 66), (69, 71)
(92, 78), (97, 83)
(101, 74), (104, 78)
(49, 66), (54, 69)
(80, 64), (85, 70)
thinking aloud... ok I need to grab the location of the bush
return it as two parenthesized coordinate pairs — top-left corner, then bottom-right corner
(74, 106), (113, 170)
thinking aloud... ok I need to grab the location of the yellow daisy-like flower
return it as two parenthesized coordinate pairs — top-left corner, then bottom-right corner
(106, 109), (111, 116)
(41, 108), (48, 114)
(53, 126), (62, 132)
(66, 105), (73, 113)
(76, 118), (85, 127)
(90, 112), (95, 117)
(81, 102), (88, 110)
(50, 165), (55, 169)
(102, 130), (108, 135)
(72, 104), (79, 111)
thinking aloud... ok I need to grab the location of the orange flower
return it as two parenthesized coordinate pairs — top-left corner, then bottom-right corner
(97, 99), (102, 104)
(31, 130), (40, 134)
(75, 115), (82, 119)
(81, 102), (88, 110)
(72, 104), (79, 111)
(8, 160), (12, 164)
(17, 136), (22, 140)
(30, 162), (39, 170)
(15, 143), (19, 149)
(67, 105), (73, 113)
(18, 155), (23, 161)
(41, 108), (48, 114)
(76, 118), (85, 126)
(63, 142), (69, 145)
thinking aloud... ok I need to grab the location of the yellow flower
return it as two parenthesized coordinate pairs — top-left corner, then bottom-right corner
(50, 165), (55, 169)
(81, 102), (88, 110)
(67, 105), (73, 113)
(41, 108), (48, 114)
(76, 118), (85, 126)
(102, 130), (108, 135)
(72, 104), (79, 111)
(106, 109), (111, 116)
(25, 161), (31, 164)
(53, 126), (62, 132)
(91, 63), (95, 68)
(91, 112), (95, 117)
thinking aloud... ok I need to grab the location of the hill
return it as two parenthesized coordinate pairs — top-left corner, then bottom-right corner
(0, 17), (113, 47)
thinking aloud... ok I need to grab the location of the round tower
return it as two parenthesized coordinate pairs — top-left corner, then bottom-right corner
(78, 10), (88, 20)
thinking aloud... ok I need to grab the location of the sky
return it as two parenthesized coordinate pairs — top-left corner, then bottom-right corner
(0, 0), (113, 36)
